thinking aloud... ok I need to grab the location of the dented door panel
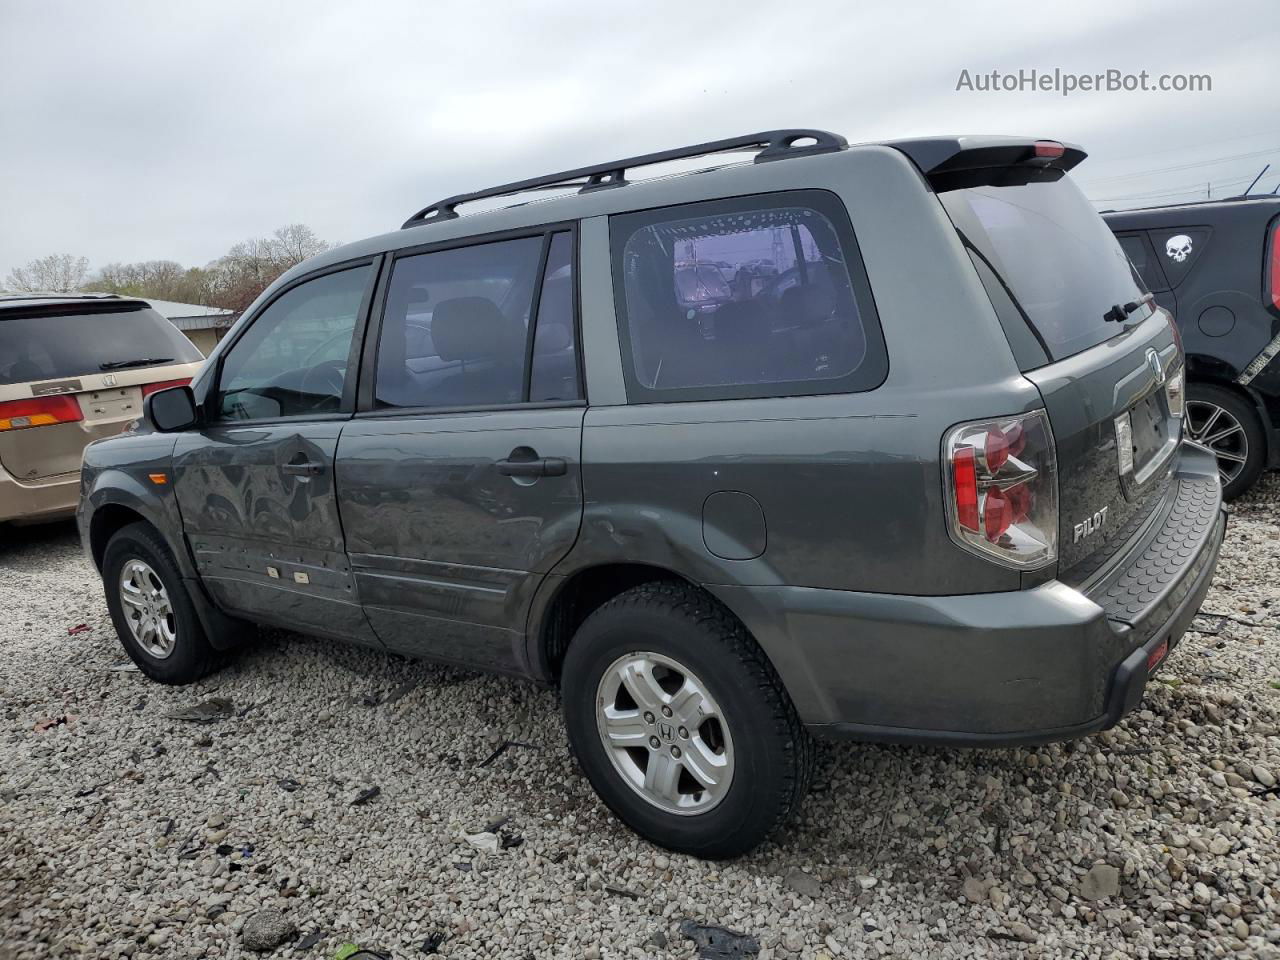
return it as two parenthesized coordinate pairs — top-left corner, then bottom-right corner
(172, 422), (379, 646)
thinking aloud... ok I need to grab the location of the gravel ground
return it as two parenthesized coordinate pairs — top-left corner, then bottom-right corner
(2, 479), (1280, 960)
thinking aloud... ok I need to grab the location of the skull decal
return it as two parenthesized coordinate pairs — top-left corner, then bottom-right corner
(1165, 234), (1193, 263)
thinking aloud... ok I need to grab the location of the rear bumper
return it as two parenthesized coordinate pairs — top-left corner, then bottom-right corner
(712, 443), (1226, 746)
(0, 463), (79, 524)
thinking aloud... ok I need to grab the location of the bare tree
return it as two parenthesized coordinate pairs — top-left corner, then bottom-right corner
(4, 254), (90, 293)
(204, 224), (334, 311)
(90, 260), (193, 300)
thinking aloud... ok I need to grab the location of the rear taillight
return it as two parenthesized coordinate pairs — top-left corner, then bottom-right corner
(0, 395), (83, 432)
(945, 409), (1058, 569)
(1269, 219), (1280, 312)
(142, 378), (192, 398)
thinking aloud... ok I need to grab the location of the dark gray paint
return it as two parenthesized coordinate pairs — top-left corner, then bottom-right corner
(170, 422), (380, 647)
(336, 407), (585, 671)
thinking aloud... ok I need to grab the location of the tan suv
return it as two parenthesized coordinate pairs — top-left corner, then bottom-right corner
(1, 294), (204, 525)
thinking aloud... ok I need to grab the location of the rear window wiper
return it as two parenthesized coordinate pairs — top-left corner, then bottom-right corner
(100, 357), (174, 370)
(1102, 299), (1149, 323)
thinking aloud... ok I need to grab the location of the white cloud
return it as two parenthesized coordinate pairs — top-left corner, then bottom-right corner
(0, 0), (1274, 276)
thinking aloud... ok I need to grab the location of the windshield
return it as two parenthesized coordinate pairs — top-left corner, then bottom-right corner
(0, 304), (202, 385)
(940, 178), (1150, 362)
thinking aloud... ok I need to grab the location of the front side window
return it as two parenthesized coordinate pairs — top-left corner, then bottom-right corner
(375, 233), (578, 410)
(215, 264), (371, 421)
(610, 190), (886, 402)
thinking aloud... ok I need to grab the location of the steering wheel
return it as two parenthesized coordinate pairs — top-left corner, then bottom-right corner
(298, 359), (347, 409)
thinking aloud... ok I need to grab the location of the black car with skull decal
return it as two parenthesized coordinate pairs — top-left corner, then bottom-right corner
(1105, 196), (1280, 498)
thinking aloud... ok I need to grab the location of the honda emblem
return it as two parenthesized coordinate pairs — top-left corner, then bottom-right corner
(1145, 348), (1164, 386)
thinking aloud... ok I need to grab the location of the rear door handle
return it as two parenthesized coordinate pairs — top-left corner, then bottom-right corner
(282, 460), (325, 477)
(496, 456), (568, 478)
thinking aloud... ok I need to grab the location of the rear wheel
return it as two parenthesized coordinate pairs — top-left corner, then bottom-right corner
(561, 581), (812, 859)
(103, 522), (220, 684)
(1185, 382), (1265, 500)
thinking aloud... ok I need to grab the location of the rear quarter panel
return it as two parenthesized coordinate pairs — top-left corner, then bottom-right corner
(569, 147), (1043, 596)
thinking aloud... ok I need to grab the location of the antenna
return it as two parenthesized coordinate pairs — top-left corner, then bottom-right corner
(1243, 163), (1271, 196)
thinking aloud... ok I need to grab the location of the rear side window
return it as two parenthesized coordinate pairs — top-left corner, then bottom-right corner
(610, 190), (886, 402)
(0, 304), (202, 386)
(941, 179), (1150, 362)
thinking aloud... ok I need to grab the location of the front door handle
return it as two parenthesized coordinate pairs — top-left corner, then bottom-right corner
(282, 460), (325, 477)
(496, 454), (568, 478)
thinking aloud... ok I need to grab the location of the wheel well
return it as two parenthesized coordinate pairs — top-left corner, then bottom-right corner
(1185, 371), (1270, 429)
(538, 563), (696, 681)
(89, 504), (148, 571)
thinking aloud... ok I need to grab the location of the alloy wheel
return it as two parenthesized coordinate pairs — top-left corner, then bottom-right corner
(1185, 399), (1249, 487)
(594, 651), (734, 815)
(118, 559), (178, 659)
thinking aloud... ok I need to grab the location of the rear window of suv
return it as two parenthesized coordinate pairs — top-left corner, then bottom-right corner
(0, 302), (202, 385)
(610, 190), (887, 402)
(941, 178), (1151, 362)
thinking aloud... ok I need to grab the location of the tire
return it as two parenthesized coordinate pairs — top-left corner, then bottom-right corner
(1185, 382), (1266, 500)
(561, 580), (812, 859)
(103, 522), (220, 685)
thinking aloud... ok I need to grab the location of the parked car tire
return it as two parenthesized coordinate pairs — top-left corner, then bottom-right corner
(1185, 382), (1266, 500)
(561, 580), (812, 859)
(103, 522), (220, 685)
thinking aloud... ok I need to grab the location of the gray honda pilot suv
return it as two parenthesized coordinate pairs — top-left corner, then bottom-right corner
(80, 130), (1227, 858)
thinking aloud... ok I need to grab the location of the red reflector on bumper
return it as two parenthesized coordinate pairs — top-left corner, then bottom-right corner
(1146, 639), (1169, 673)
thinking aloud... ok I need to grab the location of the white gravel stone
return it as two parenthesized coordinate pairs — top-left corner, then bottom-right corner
(3, 475), (1280, 958)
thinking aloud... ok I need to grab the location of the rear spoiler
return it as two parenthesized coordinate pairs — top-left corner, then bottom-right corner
(887, 136), (1087, 192)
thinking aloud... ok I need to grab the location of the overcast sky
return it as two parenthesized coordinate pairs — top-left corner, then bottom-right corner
(1, 0), (1276, 280)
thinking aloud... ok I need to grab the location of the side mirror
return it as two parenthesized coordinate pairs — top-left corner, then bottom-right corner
(144, 385), (199, 432)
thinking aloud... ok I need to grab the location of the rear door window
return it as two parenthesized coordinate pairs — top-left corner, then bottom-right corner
(610, 190), (886, 402)
(0, 303), (202, 385)
(941, 179), (1152, 362)
(374, 231), (580, 410)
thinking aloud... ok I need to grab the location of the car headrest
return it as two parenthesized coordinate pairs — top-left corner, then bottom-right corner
(780, 283), (835, 326)
(431, 297), (523, 362)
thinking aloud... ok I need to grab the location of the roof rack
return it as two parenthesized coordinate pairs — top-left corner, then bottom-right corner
(400, 129), (847, 229)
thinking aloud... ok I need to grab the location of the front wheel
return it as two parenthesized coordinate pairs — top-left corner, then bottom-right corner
(1185, 382), (1266, 500)
(561, 581), (812, 859)
(103, 522), (220, 684)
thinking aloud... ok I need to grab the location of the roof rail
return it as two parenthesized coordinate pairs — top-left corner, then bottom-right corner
(400, 129), (847, 229)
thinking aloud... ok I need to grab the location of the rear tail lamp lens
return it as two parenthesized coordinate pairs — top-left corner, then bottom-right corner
(1033, 140), (1066, 159)
(0, 395), (83, 432)
(944, 410), (1058, 569)
(142, 378), (192, 398)
(1269, 219), (1280, 312)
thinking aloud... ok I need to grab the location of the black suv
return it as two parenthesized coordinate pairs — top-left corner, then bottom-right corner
(1105, 197), (1280, 498)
